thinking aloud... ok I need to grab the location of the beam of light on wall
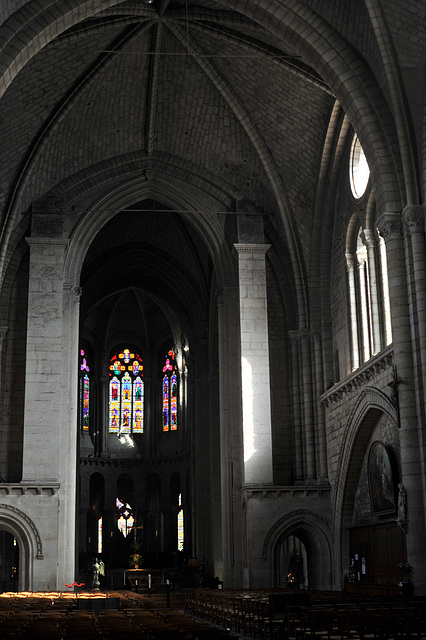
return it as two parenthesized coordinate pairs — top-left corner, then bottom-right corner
(242, 356), (255, 462)
(120, 434), (135, 448)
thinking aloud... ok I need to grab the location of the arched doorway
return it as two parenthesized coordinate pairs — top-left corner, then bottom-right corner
(0, 530), (19, 592)
(277, 535), (307, 589)
(0, 505), (43, 591)
(270, 516), (333, 591)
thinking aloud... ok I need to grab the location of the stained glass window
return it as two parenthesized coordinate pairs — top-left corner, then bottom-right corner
(109, 349), (144, 434)
(177, 493), (184, 551)
(79, 349), (90, 431)
(162, 349), (178, 431)
(116, 498), (135, 537)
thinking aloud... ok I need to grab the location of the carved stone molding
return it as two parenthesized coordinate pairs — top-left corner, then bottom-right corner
(0, 503), (44, 559)
(241, 484), (331, 501)
(25, 237), (69, 248)
(234, 243), (271, 254)
(80, 452), (189, 467)
(321, 347), (393, 407)
(402, 204), (425, 236)
(0, 484), (59, 497)
(376, 212), (402, 242)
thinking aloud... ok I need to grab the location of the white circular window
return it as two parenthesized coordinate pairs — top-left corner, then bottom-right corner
(349, 135), (370, 199)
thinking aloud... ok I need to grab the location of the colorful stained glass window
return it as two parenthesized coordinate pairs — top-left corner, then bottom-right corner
(162, 349), (178, 432)
(79, 349), (90, 431)
(177, 493), (184, 551)
(108, 349), (144, 434)
(116, 498), (134, 537)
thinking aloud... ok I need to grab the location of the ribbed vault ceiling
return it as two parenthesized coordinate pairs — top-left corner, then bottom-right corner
(1, 0), (334, 258)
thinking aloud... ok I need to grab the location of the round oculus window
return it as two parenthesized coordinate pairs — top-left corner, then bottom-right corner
(349, 135), (370, 199)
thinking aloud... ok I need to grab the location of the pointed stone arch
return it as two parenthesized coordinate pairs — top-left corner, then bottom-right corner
(333, 386), (398, 587)
(262, 509), (333, 590)
(62, 169), (235, 291)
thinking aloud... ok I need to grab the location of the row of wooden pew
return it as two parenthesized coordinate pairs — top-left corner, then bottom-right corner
(0, 590), (233, 639)
(184, 588), (426, 640)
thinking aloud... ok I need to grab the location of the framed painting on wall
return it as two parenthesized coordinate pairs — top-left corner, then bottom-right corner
(368, 441), (397, 516)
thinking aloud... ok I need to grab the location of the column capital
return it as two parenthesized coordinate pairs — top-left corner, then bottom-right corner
(375, 212), (402, 242)
(345, 252), (356, 270)
(402, 204), (425, 236)
(234, 243), (271, 255)
(363, 228), (376, 245)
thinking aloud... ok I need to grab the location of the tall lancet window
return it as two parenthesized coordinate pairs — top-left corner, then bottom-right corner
(162, 349), (178, 431)
(109, 348), (144, 434)
(79, 349), (90, 432)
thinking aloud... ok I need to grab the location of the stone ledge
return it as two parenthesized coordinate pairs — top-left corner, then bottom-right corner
(320, 346), (394, 407)
(80, 453), (189, 467)
(0, 483), (60, 496)
(241, 484), (332, 500)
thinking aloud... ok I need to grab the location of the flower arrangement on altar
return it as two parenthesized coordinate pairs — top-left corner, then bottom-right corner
(129, 540), (143, 568)
(130, 553), (143, 568)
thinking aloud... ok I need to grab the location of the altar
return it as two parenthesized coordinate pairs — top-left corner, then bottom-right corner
(125, 568), (165, 591)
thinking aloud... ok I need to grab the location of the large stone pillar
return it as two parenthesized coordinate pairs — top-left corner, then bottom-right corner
(234, 243), (273, 485)
(21, 229), (79, 589)
(22, 237), (69, 481)
(377, 210), (426, 595)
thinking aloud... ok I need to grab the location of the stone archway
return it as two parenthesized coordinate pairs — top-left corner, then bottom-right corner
(333, 386), (399, 589)
(0, 504), (43, 591)
(263, 510), (333, 590)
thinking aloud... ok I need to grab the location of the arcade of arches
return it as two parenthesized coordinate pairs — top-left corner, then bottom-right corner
(1, 0), (426, 596)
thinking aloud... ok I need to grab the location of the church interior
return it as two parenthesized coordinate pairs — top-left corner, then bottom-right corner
(1, 0), (426, 605)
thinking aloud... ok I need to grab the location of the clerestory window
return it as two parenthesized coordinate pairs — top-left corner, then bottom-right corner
(346, 226), (392, 369)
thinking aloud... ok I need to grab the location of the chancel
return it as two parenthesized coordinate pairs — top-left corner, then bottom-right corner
(1, 0), (426, 601)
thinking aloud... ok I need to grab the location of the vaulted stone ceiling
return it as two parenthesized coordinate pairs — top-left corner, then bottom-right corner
(0, 0), (338, 268)
(1, 0), (422, 313)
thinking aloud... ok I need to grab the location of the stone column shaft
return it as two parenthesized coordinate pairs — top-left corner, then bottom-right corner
(300, 329), (316, 481)
(234, 244), (273, 485)
(289, 333), (303, 482)
(346, 254), (360, 370)
(22, 238), (68, 482)
(0, 327), (9, 479)
(377, 210), (426, 594)
(217, 286), (244, 587)
(364, 229), (382, 354)
(314, 332), (328, 482)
